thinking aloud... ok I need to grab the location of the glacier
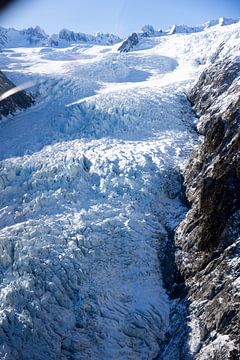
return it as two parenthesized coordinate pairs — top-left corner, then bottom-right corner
(0, 20), (239, 359)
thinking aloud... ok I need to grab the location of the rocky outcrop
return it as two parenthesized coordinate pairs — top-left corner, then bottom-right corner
(175, 57), (240, 358)
(118, 32), (139, 52)
(0, 71), (33, 119)
(141, 24), (157, 37)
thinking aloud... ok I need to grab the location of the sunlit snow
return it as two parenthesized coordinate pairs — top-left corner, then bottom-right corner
(0, 21), (239, 359)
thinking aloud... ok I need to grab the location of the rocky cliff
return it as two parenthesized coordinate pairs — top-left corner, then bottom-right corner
(175, 56), (240, 358)
(0, 71), (33, 120)
(118, 32), (139, 52)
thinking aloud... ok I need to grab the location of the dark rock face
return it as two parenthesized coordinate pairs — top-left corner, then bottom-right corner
(189, 58), (240, 134)
(21, 26), (48, 45)
(0, 27), (7, 47)
(59, 29), (88, 43)
(118, 33), (139, 53)
(175, 57), (240, 358)
(141, 24), (156, 37)
(0, 71), (33, 120)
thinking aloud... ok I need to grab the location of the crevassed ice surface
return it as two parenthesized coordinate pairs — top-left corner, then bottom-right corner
(0, 23), (239, 359)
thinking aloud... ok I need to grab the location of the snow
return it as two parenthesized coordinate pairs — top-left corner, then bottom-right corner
(0, 26), (122, 48)
(166, 18), (239, 35)
(0, 21), (239, 359)
(197, 334), (236, 359)
(50, 29), (122, 47)
(141, 25), (157, 36)
(1, 18), (238, 50)
(0, 26), (48, 47)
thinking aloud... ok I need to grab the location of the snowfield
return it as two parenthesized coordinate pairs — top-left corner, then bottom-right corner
(0, 21), (239, 359)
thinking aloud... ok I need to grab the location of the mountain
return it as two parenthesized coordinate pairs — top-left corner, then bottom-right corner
(118, 17), (239, 52)
(167, 17), (239, 35)
(0, 26), (48, 47)
(0, 26), (122, 48)
(48, 29), (122, 46)
(175, 55), (240, 359)
(0, 18), (239, 360)
(0, 17), (238, 50)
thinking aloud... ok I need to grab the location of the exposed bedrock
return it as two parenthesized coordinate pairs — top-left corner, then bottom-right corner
(175, 57), (240, 358)
(118, 33), (139, 53)
(0, 71), (33, 120)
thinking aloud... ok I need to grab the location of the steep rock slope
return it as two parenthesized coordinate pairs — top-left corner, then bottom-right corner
(0, 71), (33, 120)
(176, 56), (240, 358)
(118, 33), (139, 52)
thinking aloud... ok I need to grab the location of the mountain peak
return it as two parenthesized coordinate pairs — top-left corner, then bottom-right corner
(204, 17), (238, 28)
(0, 26), (122, 48)
(0, 18), (239, 50)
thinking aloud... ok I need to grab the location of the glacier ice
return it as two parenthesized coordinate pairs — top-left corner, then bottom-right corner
(0, 20), (239, 359)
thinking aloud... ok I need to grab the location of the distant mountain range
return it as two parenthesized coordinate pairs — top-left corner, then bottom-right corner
(0, 17), (239, 48)
(0, 26), (122, 47)
(119, 17), (239, 52)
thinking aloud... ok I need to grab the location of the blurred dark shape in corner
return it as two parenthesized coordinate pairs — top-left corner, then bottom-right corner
(0, 0), (16, 12)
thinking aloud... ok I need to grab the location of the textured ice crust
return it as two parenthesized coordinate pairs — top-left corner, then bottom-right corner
(0, 21), (239, 359)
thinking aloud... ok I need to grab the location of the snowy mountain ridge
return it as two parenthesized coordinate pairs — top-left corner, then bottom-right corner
(130, 17), (240, 39)
(118, 17), (239, 52)
(0, 25), (122, 47)
(0, 25), (48, 47)
(48, 29), (122, 47)
(0, 17), (239, 48)
(166, 17), (239, 35)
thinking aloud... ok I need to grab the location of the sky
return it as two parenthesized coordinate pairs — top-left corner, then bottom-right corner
(0, 0), (239, 37)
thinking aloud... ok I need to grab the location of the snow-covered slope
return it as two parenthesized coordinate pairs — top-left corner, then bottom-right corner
(167, 17), (239, 35)
(117, 17), (239, 52)
(0, 20), (239, 359)
(48, 29), (122, 46)
(0, 26), (122, 48)
(1, 17), (238, 50)
(0, 26), (48, 47)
